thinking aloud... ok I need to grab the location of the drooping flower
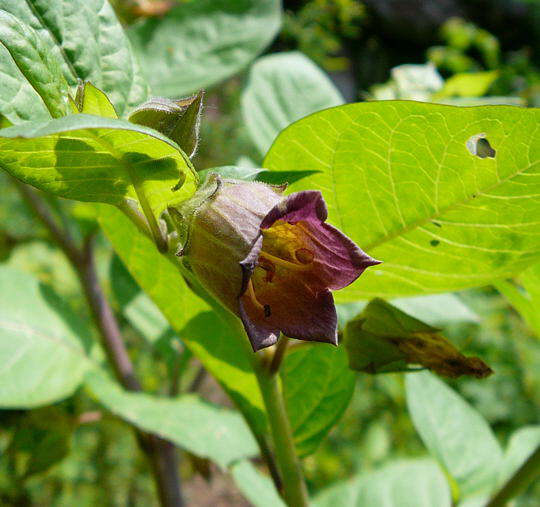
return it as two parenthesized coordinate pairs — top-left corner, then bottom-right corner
(176, 175), (380, 351)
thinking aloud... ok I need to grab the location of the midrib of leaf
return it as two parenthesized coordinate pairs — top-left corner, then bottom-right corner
(0, 38), (56, 118)
(82, 128), (161, 221)
(0, 321), (86, 357)
(363, 137), (538, 253)
(24, 0), (80, 83)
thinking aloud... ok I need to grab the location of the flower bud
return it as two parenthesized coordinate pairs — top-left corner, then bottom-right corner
(176, 175), (380, 351)
(129, 91), (203, 158)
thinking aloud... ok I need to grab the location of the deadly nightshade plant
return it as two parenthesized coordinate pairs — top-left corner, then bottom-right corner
(172, 175), (380, 351)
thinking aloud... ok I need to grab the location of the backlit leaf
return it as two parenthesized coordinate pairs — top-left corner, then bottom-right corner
(0, 114), (196, 219)
(264, 102), (540, 299)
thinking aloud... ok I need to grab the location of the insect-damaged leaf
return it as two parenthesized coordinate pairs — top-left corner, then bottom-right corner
(264, 102), (540, 299)
(343, 298), (492, 378)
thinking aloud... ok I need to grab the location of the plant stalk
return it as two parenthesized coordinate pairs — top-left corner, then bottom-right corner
(14, 181), (183, 507)
(254, 357), (309, 507)
(486, 445), (540, 507)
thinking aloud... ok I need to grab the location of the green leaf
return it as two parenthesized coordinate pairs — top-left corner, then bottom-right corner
(313, 458), (452, 507)
(0, 114), (196, 219)
(74, 82), (118, 118)
(344, 298), (492, 378)
(98, 205), (266, 434)
(497, 426), (540, 487)
(336, 293), (479, 330)
(198, 165), (268, 183)
(85, 368), (258, 468)
(281, 343), (355, 456)
(0, 266), (91, 408)
(406, 371), (503, 498)
(8, 407), (73, 478)
(242, 51), (344, 155)
(501, 261), (540, 337)
(230, 460), (285, 507)
(0, 10), (69, 122)
(0, 0), (148, 116)
(390, 293), (479, 326)
(128, 0), (281, 97)
(434, 71), (498, 99)
(179, 311), (266, 433)
(264, 102), (540, 299)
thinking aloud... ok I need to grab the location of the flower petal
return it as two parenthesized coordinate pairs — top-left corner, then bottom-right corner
(239, 284), (338, 351)
(261, 190), (381, 290)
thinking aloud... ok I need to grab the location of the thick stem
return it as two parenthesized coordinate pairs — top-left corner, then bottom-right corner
(254, 361), (309, 507)
(486, 445), (540, 507)
(15, 182), (183, 507)
(268, 337), (289, 375)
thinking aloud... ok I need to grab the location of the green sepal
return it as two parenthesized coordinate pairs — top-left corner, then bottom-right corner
(344, 298), (492, 378)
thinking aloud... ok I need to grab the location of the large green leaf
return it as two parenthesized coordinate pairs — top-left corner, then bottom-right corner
(230, 460), (285, 507)
(264, 102), (540, 299)
(406, 371), (502, 499)
(0, 0), (148, 116)
(128, 0), (281, 97)
(0, 114), (196, 218)
(242, 51), (344, 155)
(85, 368), (258, 468)
(98, 205), (266, 434)
(313, 458), (451, 507)
(0, 10), (69, 122)
(0, 266), (91, 408)
(281, 343), (355, 456)
(496, 425), (540, 487)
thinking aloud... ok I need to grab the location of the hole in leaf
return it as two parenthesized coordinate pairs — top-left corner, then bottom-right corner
(466, 134), (496, 158)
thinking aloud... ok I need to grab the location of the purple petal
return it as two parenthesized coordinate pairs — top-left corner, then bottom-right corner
(261, 190), (381, 290)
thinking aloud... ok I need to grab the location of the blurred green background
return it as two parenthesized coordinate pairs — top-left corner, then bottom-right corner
(1, 0), (539, 505)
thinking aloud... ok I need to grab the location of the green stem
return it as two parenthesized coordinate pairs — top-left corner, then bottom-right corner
(135, 187), (168, 253)
(486, 445), (540, 507)
(254, 359), (309, 507)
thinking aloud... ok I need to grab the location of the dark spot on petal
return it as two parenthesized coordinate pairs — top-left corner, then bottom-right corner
(295, 248), (314, 264)
(264, 304), (272, 318)
(466, 134), (496, 159)
(430, 240), (440, 247)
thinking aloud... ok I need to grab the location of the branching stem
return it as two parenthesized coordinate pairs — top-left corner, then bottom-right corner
(14, 180), (183, 507)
